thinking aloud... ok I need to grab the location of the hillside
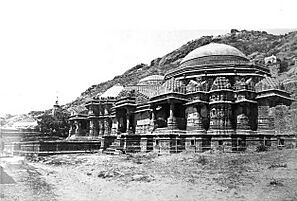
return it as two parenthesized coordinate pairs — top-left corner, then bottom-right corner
(66, 29), (297, 109)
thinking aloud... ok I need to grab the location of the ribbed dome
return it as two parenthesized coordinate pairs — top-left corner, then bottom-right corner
(164, 43), (265, 80)
(138, 75), (164, 84)
(181, 43), (248, 64)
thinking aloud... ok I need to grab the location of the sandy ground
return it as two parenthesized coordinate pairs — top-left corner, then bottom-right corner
(1, 149), (297, 201)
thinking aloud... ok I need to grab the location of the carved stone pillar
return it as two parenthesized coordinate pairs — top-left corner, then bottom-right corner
(98, 119), (101, 135)
(99, 119), (105, 136)
(100, 105), (105, 116)
(151, 108), (156, 125)
(186, 105), (204, 131)
(225, 105), (233, 129)
(89, 120), (94, 136)
(116, 116), (121, 133)
(169, 103), (174, 119)
(150, 107), (157, 132)
(74, 120), (82, 135)
(236, 113), (250, 130)
(68, 123), (74, 136)
(167, 102), (177, 129)
(126, 113), (130, 133)
(209, 106), (217, 130)
(104, 118), (110, 135)
(89, 119), (99, 137)
(88, 105), (95, 116)
(104, 107), (109, 116)
(94, 119), (99, 136)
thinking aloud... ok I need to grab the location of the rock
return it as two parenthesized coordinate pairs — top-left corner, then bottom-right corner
(131, 174), (153, 182)
(114, 170), (124, 177)
(97, 171), (105, 178)
(229, 188), (237, 195)
(268, 163), (287, 169)
(104, 171), (114, 178)
(47, 171), (55, 175)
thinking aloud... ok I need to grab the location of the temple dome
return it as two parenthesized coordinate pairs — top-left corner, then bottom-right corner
(138, 75), (164, 85)
(164, 43), (269, 80)
(181, 43), (248, 64)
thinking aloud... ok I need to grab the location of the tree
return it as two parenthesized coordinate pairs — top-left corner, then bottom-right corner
(37, 110), (70, 137)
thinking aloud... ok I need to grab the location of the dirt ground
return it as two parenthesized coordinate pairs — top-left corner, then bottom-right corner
(1, 149), (297, 201)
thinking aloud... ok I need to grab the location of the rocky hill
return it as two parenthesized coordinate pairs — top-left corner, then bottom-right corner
(66, 29), (297, 108)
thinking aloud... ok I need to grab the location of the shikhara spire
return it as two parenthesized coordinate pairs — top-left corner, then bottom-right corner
(52, 95), (60, 117)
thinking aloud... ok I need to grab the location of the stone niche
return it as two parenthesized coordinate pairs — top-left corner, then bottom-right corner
(185, 105), (204, 131)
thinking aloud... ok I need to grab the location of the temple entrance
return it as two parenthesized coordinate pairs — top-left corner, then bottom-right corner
(155, 104), (169, 128)
(174, 103), (186, 130)
(117, 109), (127, 133)
(128, 114), (135, 133)
(116, 108), (135, 134)
(202, 137), (211, 151)
(152, 102), (186, 130)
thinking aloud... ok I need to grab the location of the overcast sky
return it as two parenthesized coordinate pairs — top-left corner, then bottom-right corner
(0, 0), (297, 115)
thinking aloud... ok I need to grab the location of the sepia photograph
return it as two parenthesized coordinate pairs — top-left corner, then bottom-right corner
(1, 0), (297, 200)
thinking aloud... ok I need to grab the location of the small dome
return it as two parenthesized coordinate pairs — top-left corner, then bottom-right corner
(138, 75), (164, 84)
(181, 43), (248, 64)
(98, 84), (124, 98)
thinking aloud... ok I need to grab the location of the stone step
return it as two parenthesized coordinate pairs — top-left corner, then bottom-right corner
(152, 128), (186, 135)
(103, 148), (122, 155)
(103, 139), (123, 155)
(109, 143), (120, 147)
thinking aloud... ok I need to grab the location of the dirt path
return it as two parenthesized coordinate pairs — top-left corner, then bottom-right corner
(0, 156), (57, 201)
(0, 166), (16, 184)
(2, 149), (297, 201)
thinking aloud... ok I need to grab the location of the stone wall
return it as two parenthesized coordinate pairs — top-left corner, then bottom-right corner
(135, 111), (151, 134)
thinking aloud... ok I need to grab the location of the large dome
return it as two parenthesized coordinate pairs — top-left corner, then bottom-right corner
(164, 43), (269, 80)
(181, 43), (248, 64)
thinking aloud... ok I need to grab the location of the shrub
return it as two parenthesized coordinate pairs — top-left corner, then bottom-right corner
(256, 144), (268, 152)
(194, 155), (208, 166)
(269, 178), (284, 186)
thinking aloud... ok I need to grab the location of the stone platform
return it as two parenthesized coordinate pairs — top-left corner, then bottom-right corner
(13, 140), (102, 156)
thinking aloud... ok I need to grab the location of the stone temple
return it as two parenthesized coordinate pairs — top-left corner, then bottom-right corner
(68, 43), (295, 153)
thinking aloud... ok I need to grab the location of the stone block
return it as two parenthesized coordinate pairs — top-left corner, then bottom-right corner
(185, 138), (197, 153)
(154, 137), (170, 154)
(284, 138), (296, 149)
(140, 137), (147, 152)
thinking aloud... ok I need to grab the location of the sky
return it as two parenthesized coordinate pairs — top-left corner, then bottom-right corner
(0, 0), (297, 115)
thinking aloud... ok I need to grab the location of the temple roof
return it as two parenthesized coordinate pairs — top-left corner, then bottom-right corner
(255, 76), (284, 92)
(181, 43), (248, 64)
(98, 84), (124, 98)
(68, 105), (88, 116)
